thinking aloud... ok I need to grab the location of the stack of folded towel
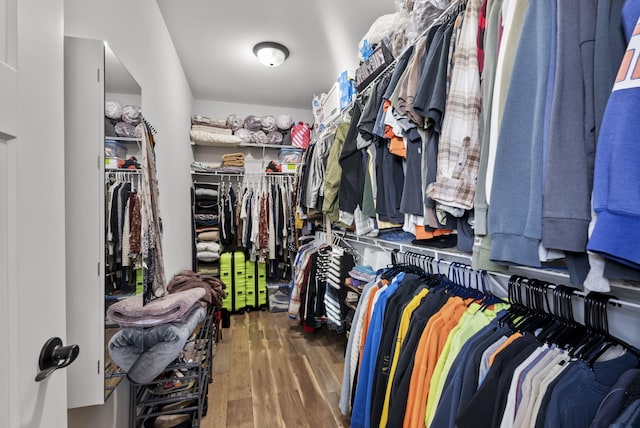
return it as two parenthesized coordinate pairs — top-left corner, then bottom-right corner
(221, 152), (245, 167)
(189, 115), (241, 145)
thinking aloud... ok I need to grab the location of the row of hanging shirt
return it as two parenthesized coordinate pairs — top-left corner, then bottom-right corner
(288, 237), (358, 332)
(340, 261), (639, 428)
(215, 174), (297, 266)
(105, 171), (142, 293)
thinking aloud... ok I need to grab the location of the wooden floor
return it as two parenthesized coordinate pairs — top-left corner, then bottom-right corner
(200, 310), (351, 428)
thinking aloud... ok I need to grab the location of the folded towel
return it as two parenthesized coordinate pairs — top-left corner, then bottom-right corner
(222, 153), (245, 161)
(106, 288), (206, 328)
(222, 160), (245, 167)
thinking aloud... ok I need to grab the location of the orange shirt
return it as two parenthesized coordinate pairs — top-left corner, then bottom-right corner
(488, 331), (522, 366)
(404, 296), (468, 428)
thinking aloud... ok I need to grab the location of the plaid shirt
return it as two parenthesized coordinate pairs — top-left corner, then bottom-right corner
(427, 0), (482, 211)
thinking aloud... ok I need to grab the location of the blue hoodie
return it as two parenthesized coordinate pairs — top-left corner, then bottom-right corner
(588, 1), (640, 268)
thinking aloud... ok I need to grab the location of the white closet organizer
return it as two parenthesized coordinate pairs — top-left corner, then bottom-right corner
(64, 36), (143, 408)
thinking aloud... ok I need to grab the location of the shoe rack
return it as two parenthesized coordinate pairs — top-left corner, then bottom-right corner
(129, 306), (220, 427)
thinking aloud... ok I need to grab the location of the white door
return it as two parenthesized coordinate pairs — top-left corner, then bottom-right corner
(1, 1), (69, 427)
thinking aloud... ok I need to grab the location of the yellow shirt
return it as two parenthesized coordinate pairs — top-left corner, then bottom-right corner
(378, 287), (430, 427)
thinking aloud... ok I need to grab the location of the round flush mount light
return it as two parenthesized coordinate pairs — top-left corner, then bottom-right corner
(253, 41), (290, 68)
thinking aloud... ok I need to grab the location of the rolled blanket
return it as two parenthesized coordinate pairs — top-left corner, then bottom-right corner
(226, 114), (245, 131)
(276, 114), (293, 130)
(191, 115), (228, 128)
(266, 131), (283, 145)
(115, 122), (137, 138)
(108, 306), (206, 384)
(233, 128), (252, 143)
(167, 269), (228, 307)
(261, 115), (277, 132)
(194, 188), (218, 198)
(243, 115), (262, 131)
(105, 99), (123, 120)
(252, 130), (267, 145)
(197, 251), (220, 262)
(122, 105), (142, 125)
(196, 241), (221, 253)
(198, 230), (220, 241)
(106, 287), (206, 328)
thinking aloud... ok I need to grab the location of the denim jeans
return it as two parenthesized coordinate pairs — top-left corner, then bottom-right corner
(108, 306), (206, 384)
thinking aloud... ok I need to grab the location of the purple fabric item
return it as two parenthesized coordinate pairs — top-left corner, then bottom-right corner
(106, 287), (206, 327)
(252, 130), (267, 144)
(261, 115), (278, 132)
(266, 131), (283, 145)
(105, 99), (123, 120)
(226, 114), (245, 131)
(234, 128), (252, 143)
(115, 121), (137, 137)
(244, 115), (262, 131)
(122, 105), (142, 125)
(276, 114), (293, 130)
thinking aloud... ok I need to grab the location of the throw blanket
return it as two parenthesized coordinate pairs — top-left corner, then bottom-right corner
(222, 153), (245, 162)
(191, 124), (233, 135)
(108, 306), (206, 384)
(167, 269), (227, 307)
(191, 115), (228, 128)
(190, 129), (241, 145)
(106, 287), (206, 327)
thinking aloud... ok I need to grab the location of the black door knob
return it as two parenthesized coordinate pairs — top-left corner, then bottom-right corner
(35, 337), (80, 382)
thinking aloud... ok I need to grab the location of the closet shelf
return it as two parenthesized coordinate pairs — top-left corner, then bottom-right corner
(105, 136), (142, 142)
(190, 170), (296, 177)
(238, 142), (298, 149)
(191, 141), (240, 148)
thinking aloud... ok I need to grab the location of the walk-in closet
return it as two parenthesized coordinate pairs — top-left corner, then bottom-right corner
(6, 0), (640, 427)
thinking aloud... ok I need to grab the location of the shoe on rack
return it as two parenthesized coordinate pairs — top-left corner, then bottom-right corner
(160, 398), (196, 412)
(153, 413), (191, 428)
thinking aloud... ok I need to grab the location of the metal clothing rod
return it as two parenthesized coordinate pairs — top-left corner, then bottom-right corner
(393, 248), (640, 311)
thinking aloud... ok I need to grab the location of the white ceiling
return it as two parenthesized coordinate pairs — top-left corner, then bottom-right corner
(156, 0), (397, 110)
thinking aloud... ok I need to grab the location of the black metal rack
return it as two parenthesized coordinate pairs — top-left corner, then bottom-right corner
(129, 305), (220, 427)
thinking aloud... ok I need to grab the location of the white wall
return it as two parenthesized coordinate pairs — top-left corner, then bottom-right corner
(193, 99), (312, 172)
(193, 99), (313, 124)
(64, 0), (194, 426)
(65, 0), (195, 282)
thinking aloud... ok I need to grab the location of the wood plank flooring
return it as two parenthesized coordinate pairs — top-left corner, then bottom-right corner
(200, 310), (351, 428)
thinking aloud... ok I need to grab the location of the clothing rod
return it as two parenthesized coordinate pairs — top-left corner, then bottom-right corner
(339, 232), (640, 311)
(393, 248), (640, 311)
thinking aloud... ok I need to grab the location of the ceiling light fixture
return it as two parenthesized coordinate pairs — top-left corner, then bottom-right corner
(253, 41), (289, 68)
